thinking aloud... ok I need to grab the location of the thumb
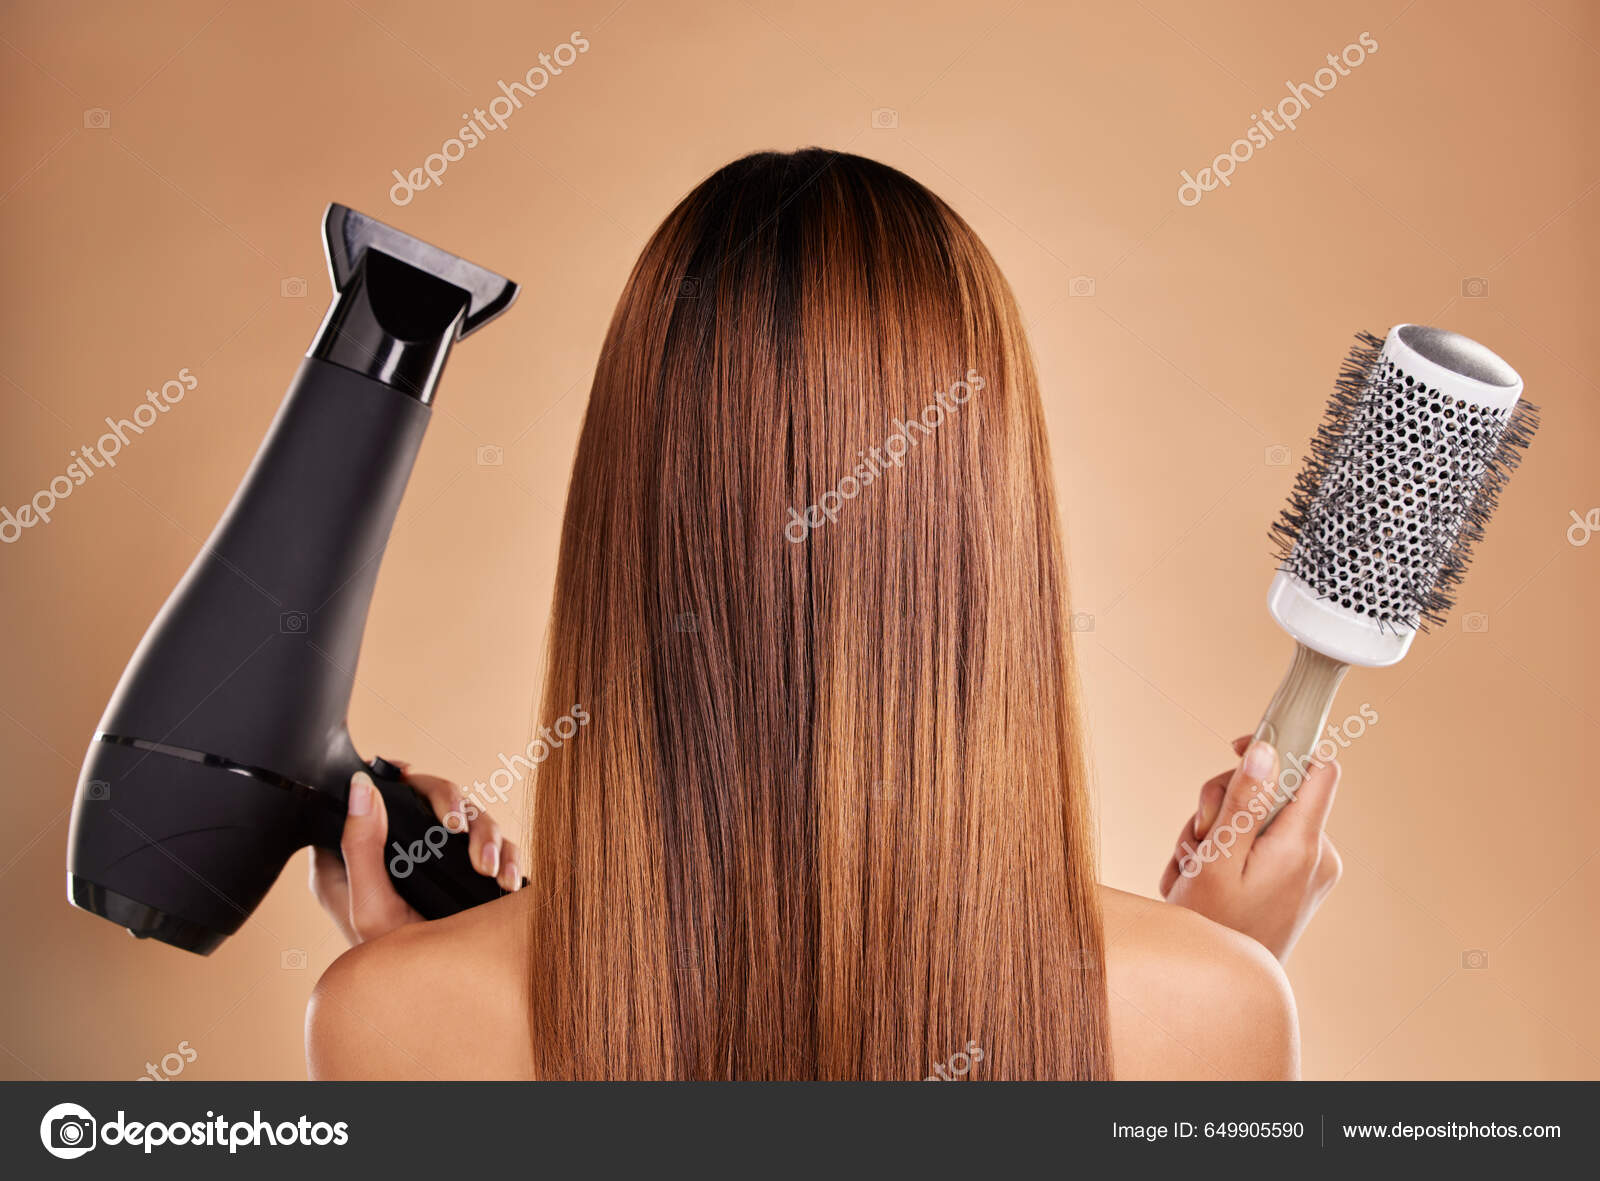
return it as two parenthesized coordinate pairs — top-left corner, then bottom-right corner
(1204, 738), (1280, 863)
(339, 772), (420, 941)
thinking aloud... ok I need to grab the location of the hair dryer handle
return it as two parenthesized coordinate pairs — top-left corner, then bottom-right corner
(362, 759), (512, 918)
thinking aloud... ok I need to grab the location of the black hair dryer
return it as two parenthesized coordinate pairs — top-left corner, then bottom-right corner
(66, 205), (519, 954)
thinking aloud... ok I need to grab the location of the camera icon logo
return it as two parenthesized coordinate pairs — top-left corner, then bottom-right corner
(84, 779), (111, 802)
(1461, 611), (1489, 633)
(83, 108), (111, 129)
(281, 948), (308, 970)
(280, 277), (307, 298)
(1461, 277), (1489, 299)
(675, 276), (702, 300)
(1462, 948), (1489, 970)
(40, 1102), (97, 1159)
(1069, 276), (1096, 298)
(870, 107), (899, 129)
(476, 444), (504, 466)
(279, 611), (308, 634)
(1070, 611), (1096, 633)
(673, 612), (697, 633)
(1264, 444), (1292, 467)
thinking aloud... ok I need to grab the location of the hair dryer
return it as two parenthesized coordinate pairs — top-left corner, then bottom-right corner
(66, 204), (520, 954)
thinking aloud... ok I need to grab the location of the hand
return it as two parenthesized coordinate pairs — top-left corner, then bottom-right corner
(1158, 735), (1343, 962)
(309, 762), (522, 946)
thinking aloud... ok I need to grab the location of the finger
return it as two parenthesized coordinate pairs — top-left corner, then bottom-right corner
(1160, 781), (1223, 896)
(1313, 832), (1343, 892)
(310, 846), (348, 905)
(405, 772), (505, 878)
(1162, 812), (1215, 895)
(1194, 768), (1232, 836)
(405, 771), (467, 828)
(1260, 758), (1341, 859)
(309, 848), (355, 943)
(1159, 815), (1196, 896)
(340, 773), (420, 940)
(1159, 844), (1192, 898)
(497, 839), (523, 892)
(1206, 739), (1280, 865)
(1161, 750), (1265, 896)
(1161, 768), (1232, 895)
(470, 809), (503, 878)
(444, 787), (502, 878)
(1195, 776), (1228, 838)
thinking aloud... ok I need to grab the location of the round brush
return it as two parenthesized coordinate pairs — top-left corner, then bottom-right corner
(1256, 324), (1539, 799)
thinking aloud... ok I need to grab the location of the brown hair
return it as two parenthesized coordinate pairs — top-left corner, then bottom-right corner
(525, 149), (1109, 1079)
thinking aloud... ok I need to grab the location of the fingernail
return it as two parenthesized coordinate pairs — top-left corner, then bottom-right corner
(348, 774), (373, 816)
(501, 861), (519, 891)
(1243, 739), (1276, 781)
(1193, 806), (1206, 837)
(481, 842), (499, 876)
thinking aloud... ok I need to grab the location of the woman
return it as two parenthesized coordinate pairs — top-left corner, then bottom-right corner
(306, 149), (1342, 1080)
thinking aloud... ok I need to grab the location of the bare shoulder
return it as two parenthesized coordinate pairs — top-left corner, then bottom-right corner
(1098, 885), (1299, 1080)
(306, 883), (1295, 1079)
(306, 889), (535, 1079)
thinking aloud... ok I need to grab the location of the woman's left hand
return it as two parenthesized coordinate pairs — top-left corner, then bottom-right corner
(309, 762), (521, 946)
(1159, 734), (1342, 963)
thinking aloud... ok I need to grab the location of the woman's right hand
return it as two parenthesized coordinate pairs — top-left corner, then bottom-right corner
(309, 762), (521, 947)
(1158, 734), (1343, 962)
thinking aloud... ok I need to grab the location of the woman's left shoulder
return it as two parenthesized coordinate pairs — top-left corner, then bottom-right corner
(1098, 885), (1299, 1080)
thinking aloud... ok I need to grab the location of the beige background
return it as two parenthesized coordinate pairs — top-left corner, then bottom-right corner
(1, 0), (1595, 1080)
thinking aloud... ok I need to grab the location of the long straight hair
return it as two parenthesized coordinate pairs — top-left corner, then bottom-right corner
(525, 149), (1109, 1079)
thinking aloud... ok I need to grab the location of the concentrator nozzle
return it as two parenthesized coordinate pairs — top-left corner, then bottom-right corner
(311, 203), (520, 402)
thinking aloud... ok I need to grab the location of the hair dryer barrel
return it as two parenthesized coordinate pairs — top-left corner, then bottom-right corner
(94, 358), (430, 783)
(68, 358), (433, 951)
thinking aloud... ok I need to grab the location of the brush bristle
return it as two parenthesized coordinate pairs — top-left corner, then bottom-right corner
(1269, 331), (1540, 632)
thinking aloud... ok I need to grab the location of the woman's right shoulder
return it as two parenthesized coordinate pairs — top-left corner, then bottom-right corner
(306, 888), (536, 1080)
(1098, 885), (1300, 1080)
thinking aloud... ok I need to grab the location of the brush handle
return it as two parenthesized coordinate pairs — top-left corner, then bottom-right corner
(1253, 641), (1349, 823)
